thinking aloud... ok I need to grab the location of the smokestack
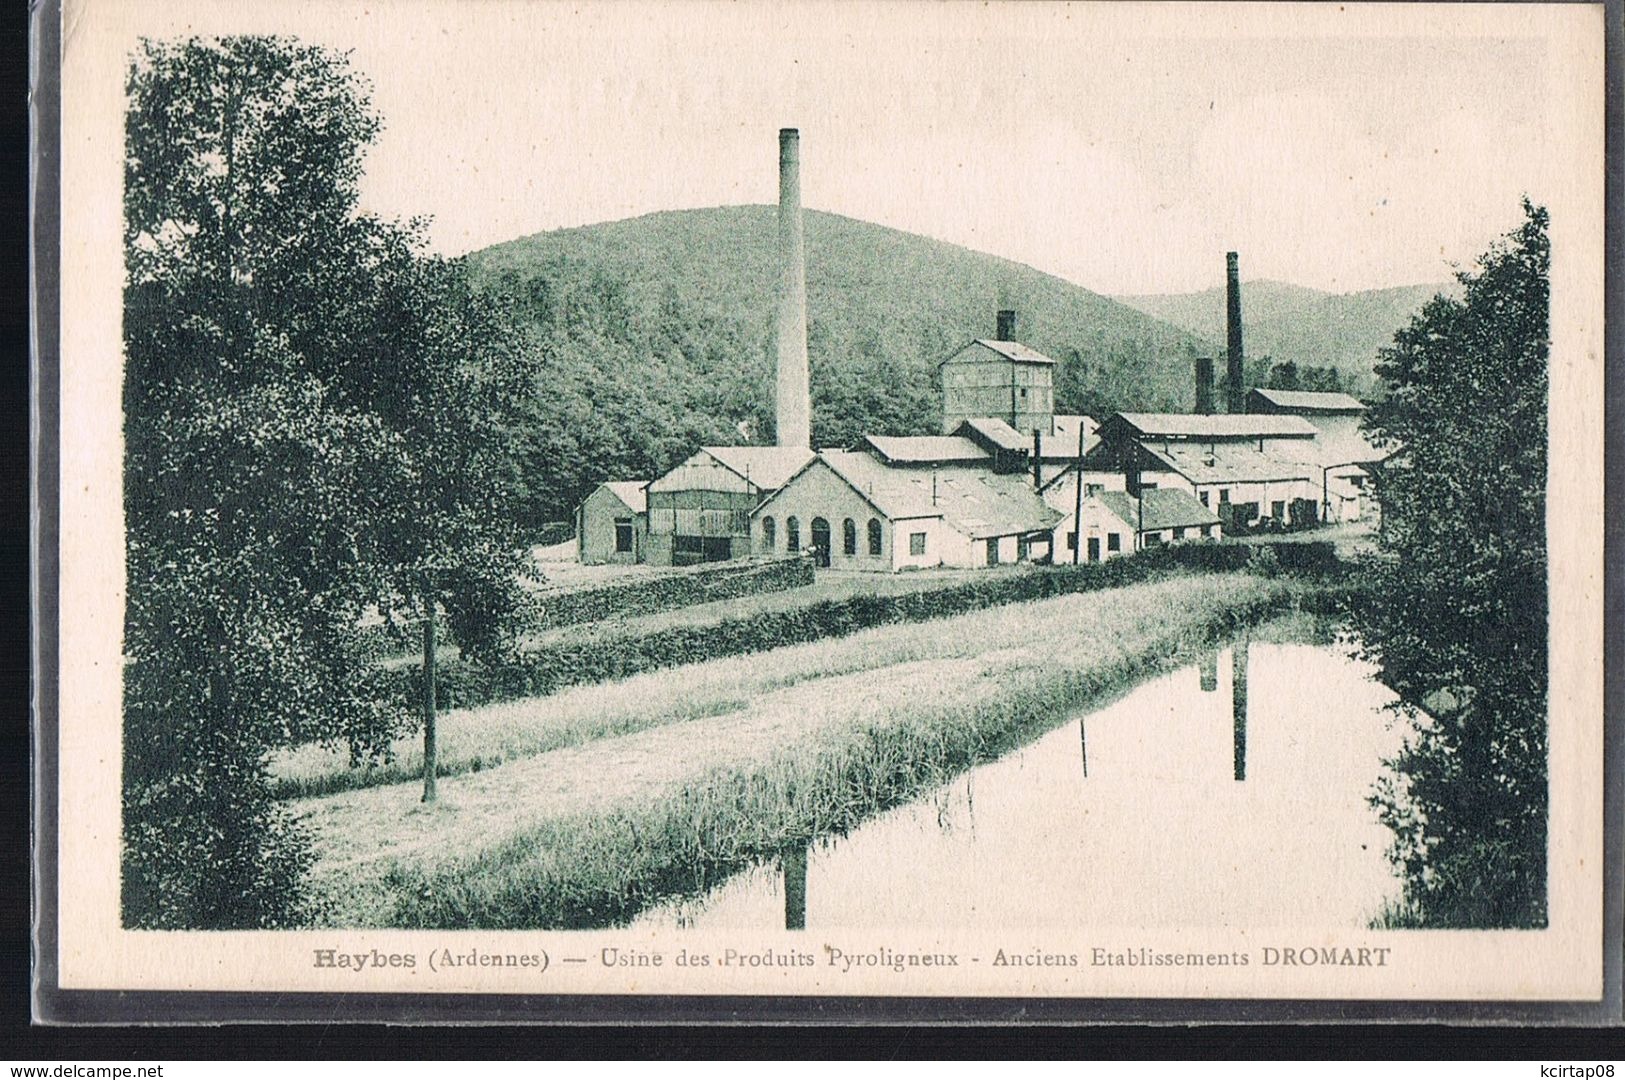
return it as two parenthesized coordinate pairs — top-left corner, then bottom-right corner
(997, 309), (1017, 341)
(775, 128), (811, 448)
(1226, 251), (1244, 414)
(1194, 357), (1215, 415)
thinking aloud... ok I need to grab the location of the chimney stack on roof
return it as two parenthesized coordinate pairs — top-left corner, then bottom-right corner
(1194, 356), (1215, 415)
(775, 128), (811, 448)
(1225, 251), (1244, 414)
(996, 309), (1017, 341)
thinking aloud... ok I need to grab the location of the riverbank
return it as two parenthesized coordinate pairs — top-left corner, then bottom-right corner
(299, 572), (1321, 927)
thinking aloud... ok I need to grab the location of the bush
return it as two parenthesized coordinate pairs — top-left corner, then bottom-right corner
(384, 541), (1341, 713)
(531, 555), (814, 630)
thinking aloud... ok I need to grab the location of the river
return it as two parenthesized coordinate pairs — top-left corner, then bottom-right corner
(634, 637), (1410, 930)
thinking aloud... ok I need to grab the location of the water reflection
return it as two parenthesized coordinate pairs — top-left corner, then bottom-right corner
(636, 641), (1405, 930)
(782, 847), (807, 930)
(1232, 637), (1249, 782)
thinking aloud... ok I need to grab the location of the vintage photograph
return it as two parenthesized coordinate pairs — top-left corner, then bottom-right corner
(50, 0), (1607, 1006)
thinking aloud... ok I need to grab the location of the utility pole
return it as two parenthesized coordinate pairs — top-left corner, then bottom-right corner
(1071, 423), (1085, 565)
(421, 591), (438, 804)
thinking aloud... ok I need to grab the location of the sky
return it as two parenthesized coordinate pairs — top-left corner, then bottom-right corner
(125, 1), (1565, 296)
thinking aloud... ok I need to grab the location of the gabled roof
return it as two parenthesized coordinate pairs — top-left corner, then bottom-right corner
(859, 434), (991, 466)
(955, 417), (1031, 453)
(1098, 489), (1222, 533)
(1248, 388), (1367, 414)
(1109, 412), (1320, 440)
(699, 445), (816, 491)
(1143, 443), (1314, 486)
(789, 450), (1062, 540)
(940, 339), (1059, 367)
(599, 480), (648, 514)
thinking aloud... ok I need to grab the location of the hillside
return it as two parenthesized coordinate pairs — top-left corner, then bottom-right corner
(1115, 280), (1454, 396)
(466, 207), (1207, 523)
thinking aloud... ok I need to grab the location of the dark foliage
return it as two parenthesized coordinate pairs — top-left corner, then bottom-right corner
(1351, 201), (1550, 928)
(122, 37), (538, 927)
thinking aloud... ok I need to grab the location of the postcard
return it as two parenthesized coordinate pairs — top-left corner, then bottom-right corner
(43, 0), (1610, 1017)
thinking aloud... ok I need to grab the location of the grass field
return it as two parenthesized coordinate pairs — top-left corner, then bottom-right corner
(297, 572), (1311, 927)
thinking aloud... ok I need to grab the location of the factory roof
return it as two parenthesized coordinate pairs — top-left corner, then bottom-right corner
(1108, 412), (1321, 440)
(698, 445), (816, 491)
(955, 417), (1031, 453)
(940, 339), (1059, 366)
(1247, 388), (1368, 414)
(598, 480), (648, 514)
(1097, 489), (1222, 534)
(859, 434), (991, 466)
(796, 451), (1063, 540)
(1142, 442), (1316, 486)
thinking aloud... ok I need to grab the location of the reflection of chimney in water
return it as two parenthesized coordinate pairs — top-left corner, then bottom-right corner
(1231, 638), (1249, 781)
(782, 846), (808, 930)
(1199, 650), (1218, 692)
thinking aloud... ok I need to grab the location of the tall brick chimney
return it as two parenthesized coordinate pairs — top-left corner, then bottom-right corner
(775, 128), (811, 448)
(1194, 356), (1215, 415)
(997, 309), (1017, 341)
(1225, 251), (1244, 414)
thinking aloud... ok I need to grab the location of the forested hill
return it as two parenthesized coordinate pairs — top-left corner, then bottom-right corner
(1114, 280), (1454, 397)
(465, 206), (1207, 524)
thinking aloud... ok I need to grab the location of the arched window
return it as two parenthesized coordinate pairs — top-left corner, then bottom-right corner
(867, 518), (883, 556)
(761, 516), (776, 550)
(787, 516), (801, 552)
(842, 518), (857, 556)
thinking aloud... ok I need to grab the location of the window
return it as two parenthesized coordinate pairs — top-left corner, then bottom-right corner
(909, 532), (926, 556)
(762, 516), (776, 549)
(868, 518), (883, 556)
(1141, 481), (1158, 490)
(1199, 490), (1210, 507)
(1087, 536), (1101, 562)
(1218, 489), (1231, 505)
(1201, 524), (1214, 537)
(614, 517), (634, 553)
(986, 538), (1000, 565)
(1066, 531), (1078, 552)
(787, 516), (801, 552)
(1085, 483), (1104, 496)
(1144, 533), (1164, 547)
(1107, 533), (1122, 552)
(842, 518), (857, 556)
(1271, 500), (1286, 520)
(1016, 537), (1029, 562)
(1174, 527), (1187, 540)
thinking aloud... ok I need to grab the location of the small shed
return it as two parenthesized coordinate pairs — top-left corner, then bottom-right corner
(577, 481), (648, 565)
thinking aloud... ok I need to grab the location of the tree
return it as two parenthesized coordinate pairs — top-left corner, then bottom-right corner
(1351, 200), (1549, 928)
(122, 37), (538, 925)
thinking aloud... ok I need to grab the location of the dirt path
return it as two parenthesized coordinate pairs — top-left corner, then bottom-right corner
(298, 650), (1020, 909)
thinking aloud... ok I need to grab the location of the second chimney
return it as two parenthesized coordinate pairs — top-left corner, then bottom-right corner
(1194, 356), (1215, 415)
(775, 128), (811, 448)
(1225, 251), (1244, 414)
(997, 309), (1017, 341)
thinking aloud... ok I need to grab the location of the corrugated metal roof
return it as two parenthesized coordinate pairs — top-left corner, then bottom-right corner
(956, 417), (1031, 453)
(1113, 413), (1320, 439)
(1144, 443), (1315, 485)
(1249, 388), (1367, 413)
(817, 450), (1062, 539)
(860, 434), (991, 465)
(600, 480), (648, 514)
(700, 445), (816, 491)
(1097, 488), (1222, 533)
